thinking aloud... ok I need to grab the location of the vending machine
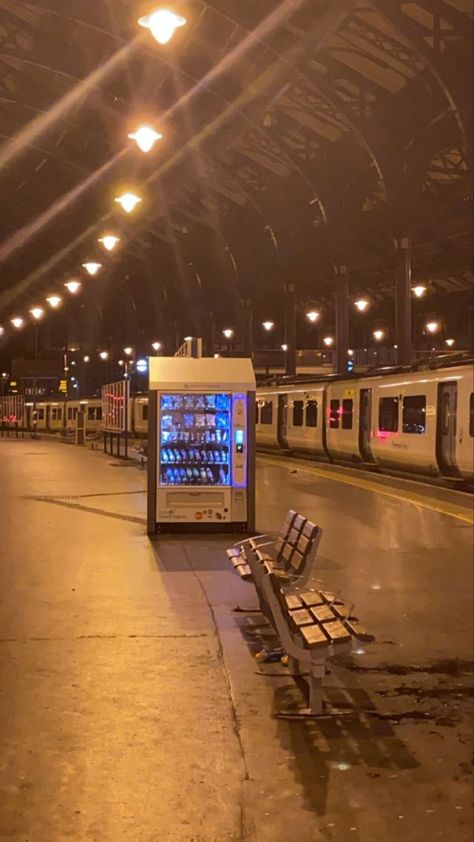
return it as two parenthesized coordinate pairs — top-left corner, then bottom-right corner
(147, 356), (256, 533)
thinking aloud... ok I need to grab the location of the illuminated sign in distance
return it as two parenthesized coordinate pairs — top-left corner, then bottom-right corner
(136, 359), (148, 374)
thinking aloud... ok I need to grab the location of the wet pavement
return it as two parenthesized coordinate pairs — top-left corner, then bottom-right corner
(0, 439), (472, 841)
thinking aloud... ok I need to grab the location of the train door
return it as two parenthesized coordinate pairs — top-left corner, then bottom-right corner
(436, 381), (459, 476)
(359, 388), (375, 463)
(277, 393), (289, 450)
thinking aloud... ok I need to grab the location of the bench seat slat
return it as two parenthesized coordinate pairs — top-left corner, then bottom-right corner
(323, 621), (352, 643)
(332, 604), (354, 620)
(344, 620), (375, 642)
(300, 625), (329, 649)
(285, 595), (303, 611)
(311, 605), (337, 623)
(237, 564), (253, 579)
(289, 609), (314, 628)
(298, 591), (325, 608)
(319, 591), (344, 605)
(227, 547), (244, 559)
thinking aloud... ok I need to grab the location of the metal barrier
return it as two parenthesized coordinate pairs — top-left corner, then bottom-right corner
(101, 381), (130, 459)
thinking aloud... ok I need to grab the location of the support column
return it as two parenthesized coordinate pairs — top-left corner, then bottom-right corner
(202, 312), (216, 357)
(335, 265), (349, 374)
(240, 299), (254, 359)
(395, 238), (412, 365)
(283, 284), (297, 377)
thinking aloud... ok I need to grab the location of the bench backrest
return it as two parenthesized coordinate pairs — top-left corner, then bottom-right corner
(284, 520), (321, 575)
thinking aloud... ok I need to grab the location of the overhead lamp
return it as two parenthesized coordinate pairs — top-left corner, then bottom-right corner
(373, 329), (385, 342)
(281, 344), (288, 352)
(99, 351), (109, 361)
(323, 336), (334, 347)
(425, 320), (440, 334)
(123, 347), (133, 356)
(115, 192), (142, 213)
(118, 360), (125, 366)
(82, 262), (102, 276)
(64, 280), (81, 295)
(0, 326), (4, 336)
(306, 310), (320, 323)
(47, 295), (62, 309)
(445, 338), (455, 347)
(138, 9), (187, 45)
(223, 328), (234, 340)
(348, 349), (354, 356)
(11, 317), (24, 329)
(213, 353), (220, 359)
(128, 125), (163, 153)
(30, 307), (45, 321)
(354, 298), (369, 313)
(83, 355), (90, 363)
(412, 285), (427, 298)
(98, 234), (120, 252)
(262, 321), (274, 332)
(152, 341), (162, 351)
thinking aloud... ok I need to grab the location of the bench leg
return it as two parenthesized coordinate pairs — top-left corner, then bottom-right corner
(308, 662), (325, 715)
(288, 655), (302, 676)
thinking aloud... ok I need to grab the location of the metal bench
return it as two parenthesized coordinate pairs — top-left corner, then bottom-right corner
(227, 510), (322, 589)
(257, 561), (375, 718)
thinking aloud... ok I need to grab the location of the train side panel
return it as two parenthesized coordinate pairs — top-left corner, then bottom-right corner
(371, 374), (439, 475)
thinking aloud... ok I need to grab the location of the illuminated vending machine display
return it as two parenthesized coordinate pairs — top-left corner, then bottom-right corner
(148, 357), (255, 533)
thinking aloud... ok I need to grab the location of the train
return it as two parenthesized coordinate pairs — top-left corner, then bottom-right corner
(1, 357), (473, 483)
(256, 358), (473, 483)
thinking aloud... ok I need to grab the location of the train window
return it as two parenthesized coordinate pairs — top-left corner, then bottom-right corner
(142, 404), (148, 422)
(260, 401), (273, 425)
(379, 397), (399, 432)
(74, 408), (78, 420)
(97, 407), (102, 421)
(330, 399), (340, 429)
(67, 408), (73, 420)
(470, 394), (474, 437)
(403, 395), (426, 434)
(341, 399), (353, 430)
(37, 408), (45, 420)
(292, 400), (304, 427)
(87, 408), (95, 420)
(306, 400), (318, 428)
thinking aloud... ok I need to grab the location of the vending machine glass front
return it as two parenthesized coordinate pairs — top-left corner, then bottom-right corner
(159, 393), (231, 487)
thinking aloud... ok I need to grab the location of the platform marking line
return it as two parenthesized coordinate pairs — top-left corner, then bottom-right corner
(259, 456), (474, 525)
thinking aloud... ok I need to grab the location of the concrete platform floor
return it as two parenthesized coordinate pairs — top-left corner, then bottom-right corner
(0, 440), (472, 842)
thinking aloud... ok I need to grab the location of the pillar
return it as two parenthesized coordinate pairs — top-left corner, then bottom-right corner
(335, 265), (349, 374)
(240, 299), (254, 359)
(395, 237), (412, 365)
(283, 284), (297, 377)
(202, 312), (216, 357)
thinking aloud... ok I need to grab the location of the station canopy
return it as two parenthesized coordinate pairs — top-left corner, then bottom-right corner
(0, 0), (472, 341)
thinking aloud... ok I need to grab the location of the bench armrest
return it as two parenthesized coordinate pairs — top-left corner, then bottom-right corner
(233, 534), (269, 547)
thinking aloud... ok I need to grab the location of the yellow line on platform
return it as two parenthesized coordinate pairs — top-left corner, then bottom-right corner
(259, 455), (474, 525)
